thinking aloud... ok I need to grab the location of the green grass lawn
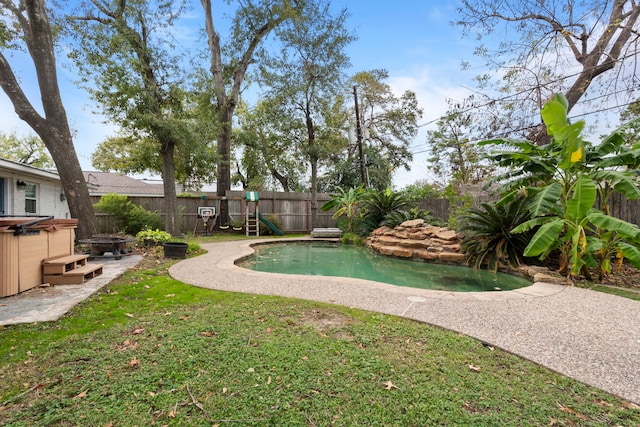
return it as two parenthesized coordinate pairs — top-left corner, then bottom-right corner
(1, 243), (639, 426)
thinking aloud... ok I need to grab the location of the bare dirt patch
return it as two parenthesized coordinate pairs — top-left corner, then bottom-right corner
(282, 308), (355, 339)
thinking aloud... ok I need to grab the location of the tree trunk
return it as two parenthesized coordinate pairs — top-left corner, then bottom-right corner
(41, 131), (97, 240)
(201, 0), (290, 226)
(310, 157), (318, 228)
(0, 0), (97, 239)
(217, 107), (233, 226)
(160, 143), (180, 236)
(271, 169), (290, 192)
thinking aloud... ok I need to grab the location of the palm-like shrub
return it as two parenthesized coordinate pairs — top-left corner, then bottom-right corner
(458, 198), (533, 272)
(321, 186), (366, 233)
(357, 188), (409, 236)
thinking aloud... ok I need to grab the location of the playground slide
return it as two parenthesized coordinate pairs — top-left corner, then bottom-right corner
(258, 213), (285, 236)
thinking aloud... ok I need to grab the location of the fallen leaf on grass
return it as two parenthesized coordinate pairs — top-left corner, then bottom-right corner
(73, 390), (88, 400)
(383, 381), (399, 390)
(128, 357), (141, 368)
(557, 402), (588, 420)
(623, 401), (640, 409)
(124, 313), (134, 318)
(165, 294), (175, 298)
(130, 328), (145, 335)
(468, 364), (481, 372)
(168, 409), (176, 418)
(178, 315), (190, 321)
(117, 339), (138, 351)
(199, 331), (217, 337)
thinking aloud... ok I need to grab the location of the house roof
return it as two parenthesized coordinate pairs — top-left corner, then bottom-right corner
(83, 171), (165, 196)
(0, 156), (61, 182)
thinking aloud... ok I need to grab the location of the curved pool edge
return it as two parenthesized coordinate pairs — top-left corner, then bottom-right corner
(175, 237), (566, 301)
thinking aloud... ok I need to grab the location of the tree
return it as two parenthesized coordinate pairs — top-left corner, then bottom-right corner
(67, 0), (192, 235)
(257, 0), (355, 227)
(457, 0), (640, 143)
(619, 99), (640, 145)
(0, 0), (97, 238)
(201, 0), (296, 222)
(426, 97), (493, 185)
(351, 70), (422, 185)
(91, 130), (217, 192)
(319, 70), (423, 192)
(319, 145), (394, 192)
(232, 99), (306, 192)
(0, 132), (54, 168)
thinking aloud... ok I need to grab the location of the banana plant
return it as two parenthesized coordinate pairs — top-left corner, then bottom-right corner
(491, 94), (640, 279)
(321, 186), (366, 233)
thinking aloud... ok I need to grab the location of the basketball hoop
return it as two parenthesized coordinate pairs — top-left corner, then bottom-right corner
(197, 207), (216, 236)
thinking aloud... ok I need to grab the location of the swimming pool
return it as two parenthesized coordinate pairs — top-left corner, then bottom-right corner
(237, 241), (531, 292)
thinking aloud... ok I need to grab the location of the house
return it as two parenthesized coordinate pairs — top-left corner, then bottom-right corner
(0, 156), (70, 218)
(83, 171), (169, 197)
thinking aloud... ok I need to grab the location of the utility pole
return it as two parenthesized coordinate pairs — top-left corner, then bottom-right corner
(353, 85), (366, 187)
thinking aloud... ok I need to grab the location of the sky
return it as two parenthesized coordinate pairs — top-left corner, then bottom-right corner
(0, 0), (612, 189)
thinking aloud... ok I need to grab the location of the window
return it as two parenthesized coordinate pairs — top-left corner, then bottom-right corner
(25, 182), (37, 214)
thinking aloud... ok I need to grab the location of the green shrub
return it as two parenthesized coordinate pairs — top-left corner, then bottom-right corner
(357, 188), (409, 236)
(259, 214), (283, 236)
(381, 207), (437, 228)
(136, 228), (171, 245)
(458, 198), (534, 272)
(94, 193), (163, 235)
(341, 232), (364, 246)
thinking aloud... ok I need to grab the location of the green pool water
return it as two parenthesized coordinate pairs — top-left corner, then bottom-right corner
(238, 241), (531, 292)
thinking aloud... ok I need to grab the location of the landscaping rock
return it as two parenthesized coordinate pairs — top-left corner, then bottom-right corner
(400, 219), (424, 228)
(366, 223), (466, 265)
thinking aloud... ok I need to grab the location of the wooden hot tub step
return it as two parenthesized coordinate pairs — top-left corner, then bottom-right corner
(42, 254), (104, 285)
(43, 263), (104, 285)
(42, 254), (89, 275)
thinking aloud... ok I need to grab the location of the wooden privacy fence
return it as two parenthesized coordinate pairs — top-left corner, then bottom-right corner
(91, 191), (337, 235)
(92, 190), (640, 235)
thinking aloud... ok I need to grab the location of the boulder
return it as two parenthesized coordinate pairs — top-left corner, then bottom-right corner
(400, 219), (424, 228)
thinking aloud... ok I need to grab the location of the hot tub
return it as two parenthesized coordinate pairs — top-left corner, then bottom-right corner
(0, 217), (77, 297)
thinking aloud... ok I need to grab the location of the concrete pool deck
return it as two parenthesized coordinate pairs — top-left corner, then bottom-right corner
(169, 238), (640, 405)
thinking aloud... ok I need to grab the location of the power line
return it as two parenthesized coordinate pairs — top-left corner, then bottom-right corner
(410, 98), (640, 157)
(415, 49), (640, 129)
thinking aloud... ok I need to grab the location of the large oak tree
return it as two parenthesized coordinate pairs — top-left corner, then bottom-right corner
(0, 0), (97, 238)
(201, 0), (297, 223)
(68, 0), (192, 236)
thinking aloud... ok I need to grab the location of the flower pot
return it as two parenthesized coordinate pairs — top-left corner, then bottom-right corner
(163, 242), (188, 259)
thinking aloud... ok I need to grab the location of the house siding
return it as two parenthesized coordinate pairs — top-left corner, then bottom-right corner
(0, 158), (70, 218)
